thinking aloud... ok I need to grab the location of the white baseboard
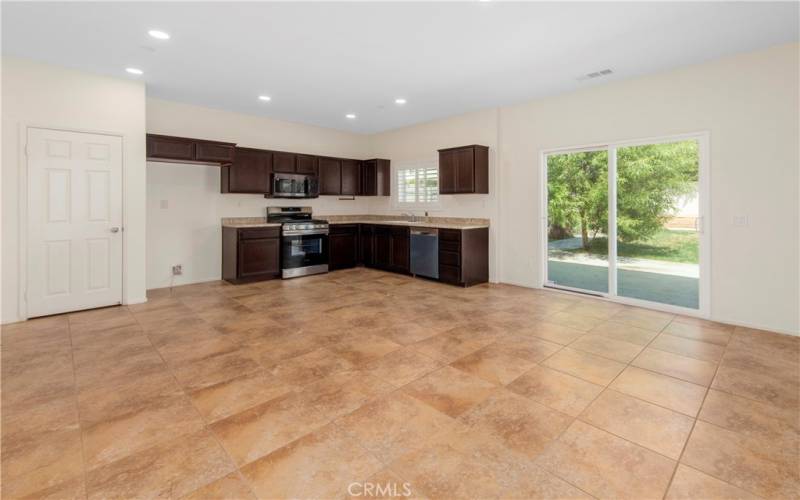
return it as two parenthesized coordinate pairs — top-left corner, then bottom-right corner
(146, 276), (222, 292)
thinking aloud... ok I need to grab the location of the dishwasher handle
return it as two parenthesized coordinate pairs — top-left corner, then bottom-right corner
(410, 228), (439, 236)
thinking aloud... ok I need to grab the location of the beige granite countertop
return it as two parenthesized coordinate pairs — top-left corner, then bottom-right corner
(319, 215), (489, 230)
(221, 217), (281, 229)
(221, 215), (489, 230)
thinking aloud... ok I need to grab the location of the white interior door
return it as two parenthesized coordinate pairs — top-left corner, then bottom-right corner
(27, 127), (123, 317)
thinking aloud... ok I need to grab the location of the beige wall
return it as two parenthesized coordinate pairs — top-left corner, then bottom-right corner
(1, 58), (147, 324)
(497, 43), (799, 334)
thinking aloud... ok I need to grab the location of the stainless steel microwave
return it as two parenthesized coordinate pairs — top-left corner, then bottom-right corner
(270, 173), (319, 198)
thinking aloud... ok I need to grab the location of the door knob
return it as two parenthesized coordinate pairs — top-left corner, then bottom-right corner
(110, 227), (120, 233)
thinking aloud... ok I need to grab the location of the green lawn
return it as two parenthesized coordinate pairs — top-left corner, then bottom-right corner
(563, 229), (698, 264)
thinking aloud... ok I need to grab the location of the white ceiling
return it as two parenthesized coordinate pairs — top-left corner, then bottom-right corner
(3, 2), (798, 134)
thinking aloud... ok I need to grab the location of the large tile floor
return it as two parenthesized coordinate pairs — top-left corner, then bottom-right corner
(2, 267), (798, 499)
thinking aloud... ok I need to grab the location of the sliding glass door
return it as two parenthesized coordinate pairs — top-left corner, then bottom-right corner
(546, 149), (609, 293)
(544, 134), (707, 314)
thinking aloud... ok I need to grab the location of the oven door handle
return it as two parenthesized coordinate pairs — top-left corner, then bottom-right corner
(283, 229), (329, 236)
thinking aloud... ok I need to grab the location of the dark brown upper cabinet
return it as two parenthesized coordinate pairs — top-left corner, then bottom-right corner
(195, 141), (236, 164)
(360, 159), (390, 196)
(296, 154), (319, 175)
(340, 159), (360, 196)
(148, 133), (391, 197)
(272, 151), (297, 173)
(147, 134), (235, 165)
(438, 145), (489, 194)
(147, 135), (194, 161)
(319, 157), (342, 195)
(221, 147), (272, 194)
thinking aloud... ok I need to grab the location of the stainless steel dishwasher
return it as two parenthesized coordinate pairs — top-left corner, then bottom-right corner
(410, 228), (439, 279)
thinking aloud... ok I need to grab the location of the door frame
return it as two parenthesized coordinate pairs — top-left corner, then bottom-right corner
(540, 131), (711, 318)
(18, 124), (126, 321)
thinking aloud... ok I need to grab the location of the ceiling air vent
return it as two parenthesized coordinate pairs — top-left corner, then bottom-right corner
(576, 69), (613, 81)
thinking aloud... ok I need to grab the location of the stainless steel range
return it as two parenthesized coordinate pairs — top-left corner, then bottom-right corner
(267, 206), (329, 279)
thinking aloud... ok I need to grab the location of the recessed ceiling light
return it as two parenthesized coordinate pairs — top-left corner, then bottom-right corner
(125, 67), (143, 75)
(395, 98), (407, 105)
(148, 30), (170, 40)
(258, 95), (272, 102)
(345, 113), (356, 119)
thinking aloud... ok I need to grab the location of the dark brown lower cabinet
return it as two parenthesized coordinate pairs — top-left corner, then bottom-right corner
(336, 223), (488, 287)
(329, 224), (359, 270)
(438, 227), (489, 287)
(361, 224), (409, 274)
(390, 226), (410, 273)
(222, 226), (280, 283)
(359, 224), (374, 266)
(373, 226), (392, 269)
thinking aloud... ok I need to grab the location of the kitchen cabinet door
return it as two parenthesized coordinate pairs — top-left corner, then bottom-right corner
(223, 148), (272, 194)
(454, 147), (475, 193)
(375, 159), (391, 196)
(237, 237), (280, 278)
(438, 145), (489, 194)
(359, 159), (391, 196)
(438, 149), (457, 194)
(147, 135), (195, 161)
(272, 152), (297, 173)
(360, 161), (377, 196)
(195, 141), (235, 164)
(296, 154), (318, 175)
(329, 225), (359, 270)
(373, 226), (392, 269)
(360, 224), (374, 266)
(319, 157), (342, 195)
(390, 226), (410, 273)
(341, 159), (360, 195)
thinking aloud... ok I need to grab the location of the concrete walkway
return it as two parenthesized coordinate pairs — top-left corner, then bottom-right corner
(547, 260), (699, 309)
(548, 249), (699, 278)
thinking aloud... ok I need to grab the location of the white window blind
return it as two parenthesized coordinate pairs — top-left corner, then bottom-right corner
(396, 165), (439, 205)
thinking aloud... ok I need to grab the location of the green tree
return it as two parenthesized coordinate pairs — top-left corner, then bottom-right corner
(547, 150), (608, 248)
(548, 140), (698, 249)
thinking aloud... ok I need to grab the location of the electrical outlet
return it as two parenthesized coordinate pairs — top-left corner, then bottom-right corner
(172, 265), (182, 276)
(733, 215), (749, 227)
